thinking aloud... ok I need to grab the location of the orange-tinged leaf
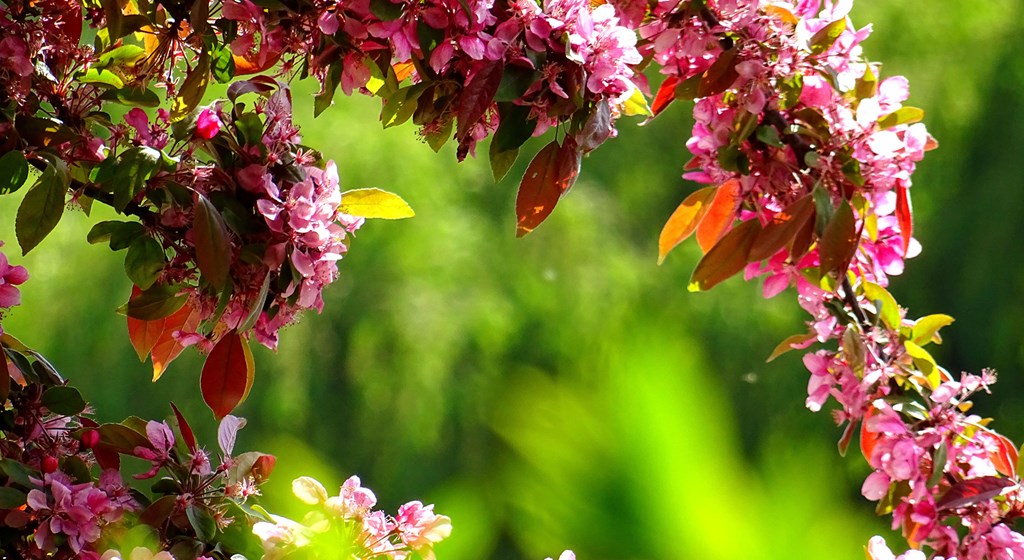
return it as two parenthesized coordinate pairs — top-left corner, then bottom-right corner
(393, 62), (415, 82)
(126, 285), (163, 360)
(696, 179), (741, 252)
(766, 330), (817, 362)
(657, 186), (716, 264)
(232, 49), (282, 76)
(650, 75), (679, 117)
(979, 426), (1018, 478)
(688, 219), (760, 292)
(896, 185), (913, 256)
(201, 331), (254, 420)
(749, 194), (814, 262)
(764, 3), (799, 24)
(515, 139), (581, 237)
(818, 199), (858, 276)
(150, 305), (201, 381)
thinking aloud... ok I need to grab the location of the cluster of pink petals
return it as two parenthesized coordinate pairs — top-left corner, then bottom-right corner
(0, 244), (29, 336)
(26, 471), (129, 555)
(254, 475), (451, 558)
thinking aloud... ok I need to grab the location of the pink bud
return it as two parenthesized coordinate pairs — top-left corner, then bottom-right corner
(81, 429), (100, 449)
(195, 108), (222, 140)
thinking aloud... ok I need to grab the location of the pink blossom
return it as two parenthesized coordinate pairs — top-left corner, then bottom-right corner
(396, 500), (453, 550)
(195, 108), (222, 140)
(133, 421), (175, 479)
(0, 247), (28, 309)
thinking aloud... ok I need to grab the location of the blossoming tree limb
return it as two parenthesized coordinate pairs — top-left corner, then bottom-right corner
(0, 0), (1019, 558)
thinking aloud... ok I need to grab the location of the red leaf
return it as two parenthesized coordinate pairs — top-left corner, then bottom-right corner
(748, 194), (814, 262)
(128, 302), (198, 381)
(515, 139), (581, 237)
(688, 219), (760, 291)
(193, 194), (231, 290)
(651, 76), (680, 117)
(201, 331), (255, 420)
(0, 346), (9, 405)
(860, 409), (881, 462)
(657, 186), (716, 264)
(252, 454), (276, 482)
(127, 285), (162, 360)
(936, 476), (1014, 511)
(456, 61), (504, 141)
(697, 47), (740, 98)
(171, 402), (197, 453)
(896, 185), (913, 256)
(695, 179), (741, 252)
(818, 199), (858, 276)
(980, 426), (1018, 478)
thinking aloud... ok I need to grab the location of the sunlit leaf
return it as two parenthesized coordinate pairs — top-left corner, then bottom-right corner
(809, 19), (846, 54)
(201, 331), (255, 419)
(650, 76), (679, 117)
(936, 476), (1014, 511)
(688, 219), (760, 292)
(620, 86), (651, 117)
(657, 186), (716, 265)
(339, 188), (415, 219)
(863, 281), (900, 330)
(879, 107), (925, 130)
(896, 185), (913, 255)
(904, 340), (939, 389)
(911, 314), (954, 346)
(515, 139), (581, 237)
(695, 179), (741, 253)
(171, 52), (211, 122)
(748, 194), (814, 262)
(149, 305), (201, 381)
(766, 330), (817, 362)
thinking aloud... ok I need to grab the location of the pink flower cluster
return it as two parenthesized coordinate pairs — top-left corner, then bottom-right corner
(25, 470), (134, 556)
(0, 243), (28, 336)
(254, 475), (452, 559)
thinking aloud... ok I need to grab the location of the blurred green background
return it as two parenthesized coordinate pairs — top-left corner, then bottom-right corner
(2, 2), (1024, 558)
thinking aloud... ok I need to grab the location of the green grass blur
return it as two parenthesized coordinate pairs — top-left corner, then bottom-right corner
(2, 2), (1024, 558)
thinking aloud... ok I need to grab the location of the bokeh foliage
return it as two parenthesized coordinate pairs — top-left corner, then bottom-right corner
(1, 1), (1022, 557)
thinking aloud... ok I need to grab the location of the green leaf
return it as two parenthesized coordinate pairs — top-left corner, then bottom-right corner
(809, 19), (847, 54)
(211, 42), (236, 84)
(0, 151), (29, 195)
(41, 386), (87, 416)
(493, 103), (536, 154)
(186, 505), (217, 542)
(123, 284), (188, 321)
(489, 144), (519, 183)
(193, 194), (232, 290)
(15, 158), (68, 255)
(339, 188), (415, 219)
(111, 147), (160, 213)
(100, 86), (161, 108)
(878, 107), (925, 129)
(755, 125), (785, 148)
(911, 314), (955, 346)
(171, 51), (211, 122)
(314, 61), (342, 117)
(0, 486), (26, 508)
(87, 220), (145, 250)
(904, 340), (939, 389)
(928, 442), (948, 487)
(80, 67), (124, 88)
(125, 237), (166, 290)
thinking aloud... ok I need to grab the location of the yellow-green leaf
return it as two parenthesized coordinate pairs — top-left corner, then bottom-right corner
(863, 281), (900, 329)
(904, 340), (939, 389)
(621, 86), (651, 117)
(339, 188), (415, 219)
(911, 314), (955, 346)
